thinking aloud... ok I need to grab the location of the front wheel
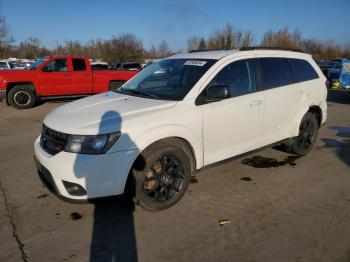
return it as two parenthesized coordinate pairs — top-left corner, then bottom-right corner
(8, 85), (36, 109)
(285, 112), (319, 156)
(132, 144), (191, 211)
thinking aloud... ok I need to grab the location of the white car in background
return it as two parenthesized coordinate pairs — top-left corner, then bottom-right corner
(34, 47), (327, 211)
(0, 59), (25, 70)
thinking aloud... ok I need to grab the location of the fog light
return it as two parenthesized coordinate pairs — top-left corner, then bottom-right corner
(62, 181), (86, 196)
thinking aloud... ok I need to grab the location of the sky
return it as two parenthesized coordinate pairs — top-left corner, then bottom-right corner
(1, 0), (349, 50)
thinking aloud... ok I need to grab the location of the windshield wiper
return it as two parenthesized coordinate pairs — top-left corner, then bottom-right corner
(122, 89), (160, 99)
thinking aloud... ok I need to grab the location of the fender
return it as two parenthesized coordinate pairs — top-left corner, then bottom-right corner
(288, 99), (319, 138)
(115, 124), (204, 169)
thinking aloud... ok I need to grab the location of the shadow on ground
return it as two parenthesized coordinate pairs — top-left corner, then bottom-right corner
(90, 197), (137, 262)
(321, 125), (350, 167)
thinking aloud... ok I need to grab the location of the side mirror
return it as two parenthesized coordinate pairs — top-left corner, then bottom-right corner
(197, 84), (230, 105)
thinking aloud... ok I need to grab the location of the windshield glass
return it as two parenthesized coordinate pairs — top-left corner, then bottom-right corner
(116, 59), (216, 101)
(9, 62), (20, 68)
(29, 57), (49, 70)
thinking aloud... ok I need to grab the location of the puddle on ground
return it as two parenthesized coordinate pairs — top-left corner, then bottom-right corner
(190, 177), (198, 183)
(320, 126), (350, 148)
(241, 155), (300, 168)
(70, 212), (83, 220)
(329, 126), (350, 138)
(240, 177), (252, 181)
(321, 138), (347, 148)
(37, 194), (48, 199)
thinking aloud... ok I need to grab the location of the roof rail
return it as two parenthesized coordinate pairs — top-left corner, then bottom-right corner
(189, 49), (218, 53)
(240, 46), (304, 53)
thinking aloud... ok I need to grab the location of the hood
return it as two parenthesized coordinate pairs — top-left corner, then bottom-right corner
(44, 91), (177, 135)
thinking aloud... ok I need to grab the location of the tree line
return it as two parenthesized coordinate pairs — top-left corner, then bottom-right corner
(0, 15), (349, 64)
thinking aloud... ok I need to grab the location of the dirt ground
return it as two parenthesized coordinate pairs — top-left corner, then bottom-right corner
(0, 90), (350, 262)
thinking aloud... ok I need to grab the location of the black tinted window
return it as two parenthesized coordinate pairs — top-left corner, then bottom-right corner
(43, 59), (67, 72)
(209, 59), (256, 97)
(288, 59), (319, 82)
(259, 58), (293, 89)
(72, 59), (86, 71)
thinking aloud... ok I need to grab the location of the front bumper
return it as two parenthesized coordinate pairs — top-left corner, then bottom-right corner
(0, 90), (6, 102)
(34, 136), (139, 201)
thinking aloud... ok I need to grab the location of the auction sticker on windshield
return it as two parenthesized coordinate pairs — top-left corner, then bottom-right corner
(184, 60), (207, 66)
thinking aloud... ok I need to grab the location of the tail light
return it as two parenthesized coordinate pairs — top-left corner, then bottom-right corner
(325, 80), (330, 89)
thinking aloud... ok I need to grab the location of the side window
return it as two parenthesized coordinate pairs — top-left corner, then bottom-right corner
(208, 59), (256, 97)
(72, 59), (86, 71)
(258, 58), (293, 89)
(0, 62), (8, 69)
(288, 58), (319, 82)
(42, 59), (67, 72)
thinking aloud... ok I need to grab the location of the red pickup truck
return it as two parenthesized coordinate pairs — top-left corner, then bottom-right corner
(0, 56), (138, 109)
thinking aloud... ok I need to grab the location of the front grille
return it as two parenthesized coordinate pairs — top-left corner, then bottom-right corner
(40, 125), (68, 155)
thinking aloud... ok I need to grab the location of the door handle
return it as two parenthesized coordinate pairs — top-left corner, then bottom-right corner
(296, 89), (303, 95)
(84, 74), (90, 76)
(250, 100), (263, 106)
(64, 73), (70, 77)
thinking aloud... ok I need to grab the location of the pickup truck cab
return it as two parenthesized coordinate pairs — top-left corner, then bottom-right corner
(34, 48), (327, 211)
(0, 56), (138, 109)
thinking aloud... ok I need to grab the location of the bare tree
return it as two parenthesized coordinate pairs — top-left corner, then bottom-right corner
(0, 15), (13, 58)
(198, 38), (207, 50)
(261, 27), (302, 48)
(17, 37), (44, 58)
(187, 36), (200, 51)
(158, 40), (171, 58)
(147, 44), (158, 58)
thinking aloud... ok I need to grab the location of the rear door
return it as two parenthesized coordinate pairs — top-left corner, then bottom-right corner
(254, 57), (302, 144)
(38, 58), (71, 96)
(69, 58), (92, 94)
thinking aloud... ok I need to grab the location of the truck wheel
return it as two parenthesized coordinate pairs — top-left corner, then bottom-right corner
(109, 80), (125, 90)
(132, 143), (192, 211)
(8, 85), (36, 109)
(284, 112), (319, 156)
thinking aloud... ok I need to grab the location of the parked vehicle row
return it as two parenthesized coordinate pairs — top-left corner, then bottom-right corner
(0, 56), (139, 109)
(317, 59), (350, 89)
(34, 48), (327, 211)
(0, 59), (26, 70)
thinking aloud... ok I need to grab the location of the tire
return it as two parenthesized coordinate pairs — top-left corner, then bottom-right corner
(132, 142), (192, 211)
(109, 80), (125, 90)
(284, 112), (319, 156)
(8, 85), (36, 109)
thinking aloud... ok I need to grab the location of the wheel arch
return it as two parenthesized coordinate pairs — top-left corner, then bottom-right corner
(123, 135), (199, 197)
(289, 103), (324, 137)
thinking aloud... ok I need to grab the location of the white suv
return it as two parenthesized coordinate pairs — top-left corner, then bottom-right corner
(34, 48), (327, 211)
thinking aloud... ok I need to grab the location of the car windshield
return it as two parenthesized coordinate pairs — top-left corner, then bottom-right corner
(115, 58), (216, 101)
(9, 62), (20, 68)
(29, 57), (49, 70)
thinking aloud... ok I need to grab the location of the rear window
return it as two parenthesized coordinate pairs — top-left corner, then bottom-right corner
(288, 59), (319, 82)
(258, 58), (293, 89)
(72, 59), (86, 71)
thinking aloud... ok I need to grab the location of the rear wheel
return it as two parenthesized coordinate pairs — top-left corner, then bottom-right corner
(8, 85), (36, 109)
(284, 112), (318, 156)
(132, 143), (192, 211)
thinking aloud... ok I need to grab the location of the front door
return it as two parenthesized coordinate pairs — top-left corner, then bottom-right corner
(200, 59), (264, 165)
(38, 58), (71, 96)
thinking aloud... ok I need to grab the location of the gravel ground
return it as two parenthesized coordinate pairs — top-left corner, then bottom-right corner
(0, 91), (350, 262)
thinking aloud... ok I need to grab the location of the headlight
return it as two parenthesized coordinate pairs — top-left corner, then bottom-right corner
(64, 132), (121, 154)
